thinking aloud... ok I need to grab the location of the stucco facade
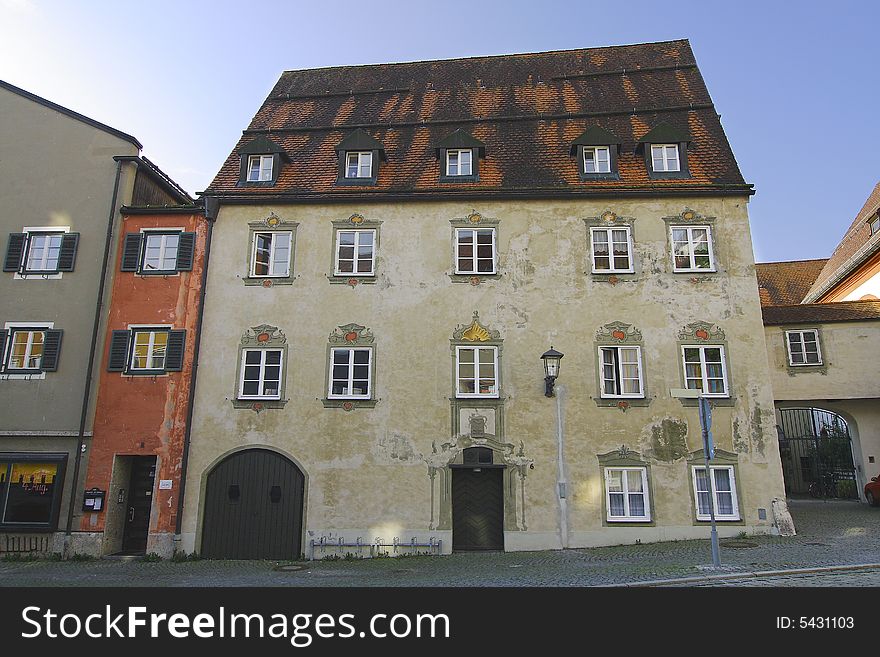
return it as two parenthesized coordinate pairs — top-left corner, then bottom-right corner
(179, 195), (788, 556)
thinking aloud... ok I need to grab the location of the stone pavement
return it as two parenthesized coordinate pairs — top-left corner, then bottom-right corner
(1, 499), (878, 587)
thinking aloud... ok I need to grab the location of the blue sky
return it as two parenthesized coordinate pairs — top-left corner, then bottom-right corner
(1, 0), (878, 263)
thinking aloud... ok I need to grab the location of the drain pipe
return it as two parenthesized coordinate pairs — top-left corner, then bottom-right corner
(173, 197), (217, 553)
(64, 157), (125, 548)
(555, 384), (569, 549)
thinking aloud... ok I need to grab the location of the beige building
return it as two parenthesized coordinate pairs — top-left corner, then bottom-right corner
(179, 41), (791, 558)
(758, 182), (880, 501)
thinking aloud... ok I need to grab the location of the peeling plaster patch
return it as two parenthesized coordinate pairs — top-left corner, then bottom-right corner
(498, 304), (529, 330)
(373, 432), (419, 464)
(751, 406), (766, 456)
(732, 418), (748, 453)
(648, 418), (688, 462)
(313, 454), (367, 469)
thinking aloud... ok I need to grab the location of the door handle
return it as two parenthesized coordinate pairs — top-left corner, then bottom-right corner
(128, 507), (135, 522)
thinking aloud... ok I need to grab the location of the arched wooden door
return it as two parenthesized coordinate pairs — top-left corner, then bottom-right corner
(201, 449), (305, 559)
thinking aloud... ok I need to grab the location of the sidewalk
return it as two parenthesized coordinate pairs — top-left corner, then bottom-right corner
(1, 499), (876, 586)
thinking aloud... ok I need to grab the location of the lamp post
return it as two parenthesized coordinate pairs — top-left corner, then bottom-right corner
(541, 347), (564, 397)
(670, 387), (721, 568)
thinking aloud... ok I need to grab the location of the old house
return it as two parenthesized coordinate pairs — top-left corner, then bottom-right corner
(0, 80), (191, 555)
(758, 182), (880, 501)
(178, 40), (790, 559)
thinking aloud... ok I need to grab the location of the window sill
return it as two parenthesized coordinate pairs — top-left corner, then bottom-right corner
(786, 364), (827, 376)
(604, 518), (654, 526)
(123, 370), (169, 377)
(677, 396), (735, 407)
(695, 517), (742, 524)
(1, 371), (46, 380)
(589, 272), (637, 283)
(15, 270), (63, 280)
(335, 177), (378, 186)
(231, 398), (288, 410)
(135, 271), (181, 278)
(593, 397), (652, 408)
(672, 269), (717, 275)
(578, 172), (620, 181)
(242, 276), (295, 287)
(449, 273), (500, 284)
(327, 274), (377, 286)
(322, 398), (378, 410)
(439, 175), (479, 183)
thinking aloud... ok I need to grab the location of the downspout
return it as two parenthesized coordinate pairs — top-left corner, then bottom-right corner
(173, 197), (217, 552)
(64, 157), (125, 546)
(555, 384), (569, 549)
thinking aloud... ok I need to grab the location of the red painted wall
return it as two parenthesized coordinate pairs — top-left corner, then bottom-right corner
(81, 211), (206, 537)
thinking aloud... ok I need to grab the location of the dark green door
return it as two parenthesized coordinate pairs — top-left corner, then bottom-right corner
(121, 456), (156, 555)
(201, 449), (305, 560)
(452, 466), (504, 551)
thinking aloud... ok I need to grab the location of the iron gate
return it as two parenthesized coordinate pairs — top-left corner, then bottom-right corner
(777, 408), (858, 499)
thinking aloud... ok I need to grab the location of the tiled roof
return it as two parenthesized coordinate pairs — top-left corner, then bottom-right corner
(756, 259), (828, 306)
(762, 300), (880, 325)
(804, 181), (880, 301)
(203, 40), (750, 200)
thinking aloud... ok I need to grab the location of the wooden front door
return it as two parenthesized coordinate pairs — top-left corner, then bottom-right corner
(120, 456), (156, 554)
(452, 466), (504, 551)
(201, 449), (305, 560)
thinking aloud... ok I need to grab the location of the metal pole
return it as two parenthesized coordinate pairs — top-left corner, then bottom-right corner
(699, 396), (721, 567)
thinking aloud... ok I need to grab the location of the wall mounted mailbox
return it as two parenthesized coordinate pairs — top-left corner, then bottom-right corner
(82, 488), (106, 512)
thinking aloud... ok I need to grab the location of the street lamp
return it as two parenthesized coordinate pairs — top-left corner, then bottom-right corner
(541, 347), (564, 397)
(670, 387), (721, 568)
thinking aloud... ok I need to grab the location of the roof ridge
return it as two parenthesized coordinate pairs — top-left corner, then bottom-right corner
(279, 39), (691, 74)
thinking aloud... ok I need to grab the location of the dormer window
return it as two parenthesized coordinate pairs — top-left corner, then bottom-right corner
(436, 129), (485, 182)
(335, 129), (385, 186)
(247, 155), (274, 182)
(238, 135), (288, 187)
(870, 215), (879, 236)
(345, 151), (373, 179)
(446, 149), (473, 176)
(570, 126), (621, 180)
(638, 123), (691, 179)
(651, 145), (680, 172)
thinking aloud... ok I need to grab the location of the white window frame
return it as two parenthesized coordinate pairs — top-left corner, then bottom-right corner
(455, 345), (499, 399)
(24, 232), (64, 272)
(238, 348), (284, 400)
(334, 229), (376, 276)
(870, 216), (880, 235)
(128, 329), (169, 371)
(651, 144), (680, 172)
(14, 226), (71, 281)
(327, 347), (372, 399)
(681, 344), (729, 398)
(345, 151), (373, 179)
(604, 467), (651, 522)
(250, 231), (292, 278)
(670, 225), (715, 272)
(446, 149), (473, 176)
(590, 227), (634, 273)
(2, 321), (53, 380)
(140, 229), (182, 274)
(598, 345), (644, 398)
(583, 146), (611, 174)
(247, 155), (274, 182)
(454, 227), (496, 275)
(692, 465), (740, 521)
(785, 329), (822, 366)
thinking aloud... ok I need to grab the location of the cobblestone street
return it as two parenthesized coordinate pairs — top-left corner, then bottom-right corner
(1, 499), (878, 587)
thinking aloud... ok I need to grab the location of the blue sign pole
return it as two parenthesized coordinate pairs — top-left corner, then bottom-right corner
(698, 396), (721, 567)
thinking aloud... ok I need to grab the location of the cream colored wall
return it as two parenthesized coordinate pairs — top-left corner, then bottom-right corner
(841, 271), (880, 301)
(180, 195), (787, 554)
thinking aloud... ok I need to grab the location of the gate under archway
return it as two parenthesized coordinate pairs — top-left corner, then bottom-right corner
(777, 408), (858, 499)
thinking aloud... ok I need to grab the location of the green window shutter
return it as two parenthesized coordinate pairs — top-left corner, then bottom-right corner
(107, 330), (131, 371)
(165, 330), (186, 371)
(4, 233), (26, 272)
(40, 330), (63, 371)
(176, 232), (196, 271)
(0, 329), (7, 371)
(57, 233), (80, 272)
(120, 234), (143, 272)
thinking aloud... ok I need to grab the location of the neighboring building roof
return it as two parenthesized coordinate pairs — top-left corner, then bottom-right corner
(115, 155), (193, 204)
(204, 39), (750, 200)
(0, 79), (143, 149)
(756, 258), (828, 306)
(804, 181), (880, 302)
(762, 300), (880, 325)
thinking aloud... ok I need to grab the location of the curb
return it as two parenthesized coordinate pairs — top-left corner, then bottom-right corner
(611, 563), (880, 587)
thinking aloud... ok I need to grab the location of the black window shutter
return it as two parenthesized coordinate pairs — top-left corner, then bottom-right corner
(120, 233), (143, 272)
(165, 330), (186, 371)
(0, 329), (7, 372)
(176, 233), (196, 271)
(57, 233), (80, 272)
(40, 330), (63, 372)
(107, 330), (131, 371)
(4, 233), (27, 272)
